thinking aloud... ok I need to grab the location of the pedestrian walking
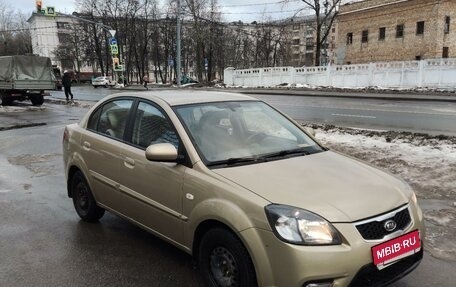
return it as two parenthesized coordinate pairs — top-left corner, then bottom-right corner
(143, 75), (149, 90)
(62, 70), (74, 102)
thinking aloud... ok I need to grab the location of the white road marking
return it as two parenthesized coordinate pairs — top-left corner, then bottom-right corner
(332, 113), (377, 119)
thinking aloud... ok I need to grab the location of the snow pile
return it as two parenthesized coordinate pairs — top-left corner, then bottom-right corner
(303, 123), (456, 261)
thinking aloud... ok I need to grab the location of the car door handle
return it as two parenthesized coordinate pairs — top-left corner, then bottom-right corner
(83, 141), (91, 151)
(124, 157), (135, 168)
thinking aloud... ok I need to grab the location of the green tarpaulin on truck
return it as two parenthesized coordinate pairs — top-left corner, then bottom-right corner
(0, 55), (54, 82)
(0, 55), (55, 91)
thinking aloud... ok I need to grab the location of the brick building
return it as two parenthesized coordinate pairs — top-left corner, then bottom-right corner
(335, 0), (456, 65)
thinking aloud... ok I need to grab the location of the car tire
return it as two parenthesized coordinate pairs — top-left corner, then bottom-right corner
(71, 171), (105, 222)
(199, 228), (257, 287)
(93, 85), (98, 88)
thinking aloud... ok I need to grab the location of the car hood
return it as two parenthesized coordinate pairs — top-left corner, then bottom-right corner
(212, 151), (410, 222)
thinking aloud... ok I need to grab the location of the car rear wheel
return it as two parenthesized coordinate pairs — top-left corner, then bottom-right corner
(199, 228), (257, 287)
(71, 171), (105, 222)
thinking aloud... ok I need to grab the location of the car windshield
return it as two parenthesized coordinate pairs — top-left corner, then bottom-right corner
(174, 101), (323, 167)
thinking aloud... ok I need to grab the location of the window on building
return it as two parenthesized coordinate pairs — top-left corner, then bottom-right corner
(416, 21), (425, 35)
(332, 27), (336, 33)
(58, 33), (71, 43)
(56, 22), (69, 29)
(305, 53), (313, 65)
(293, 24), (300, 30)
(362, 30), (369, 43)
(443, 47), (449, 58)
(346, 32), (353, 45)
(293, 38), (300, 45)
(444, 16), (450, 34)
(396, 24), (404, 38)
(415, 56), (421, 61)
(379, 27), (386, 40)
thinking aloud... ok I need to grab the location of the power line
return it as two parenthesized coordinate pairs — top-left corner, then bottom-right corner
(218, 9), (309, 15)
(193, 15), (317, 48)
(220, 0), (300, 8)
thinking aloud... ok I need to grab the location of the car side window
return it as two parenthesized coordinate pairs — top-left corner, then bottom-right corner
(93, 99), (133, 140)
(131, 102), (179, 149)
(87, 107), (101, 131)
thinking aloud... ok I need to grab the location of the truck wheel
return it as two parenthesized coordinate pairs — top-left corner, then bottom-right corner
(30, 95), (44, 106)
(0, 94), (12, 106)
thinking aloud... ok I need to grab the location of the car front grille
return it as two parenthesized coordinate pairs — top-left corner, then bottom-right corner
(355, 206), (412, 240)
(348, 248), (423, 287)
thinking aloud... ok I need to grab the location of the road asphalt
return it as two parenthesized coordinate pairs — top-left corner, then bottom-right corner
(115, 84), (456, 103)
(1, 85), (455, 131)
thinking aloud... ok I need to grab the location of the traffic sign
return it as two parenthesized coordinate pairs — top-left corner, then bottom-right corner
(168, 58), (174, 67)
(109, 38), (117, 45)
(110, 44), (118, 55)
(46, 6), (56, 16)
(114, 64), (123, 71)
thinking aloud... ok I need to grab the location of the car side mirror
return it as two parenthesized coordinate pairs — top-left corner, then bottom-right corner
(145, 143), (178, 162)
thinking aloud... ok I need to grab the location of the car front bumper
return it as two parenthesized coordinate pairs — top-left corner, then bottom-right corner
(240, 203), (425, 287)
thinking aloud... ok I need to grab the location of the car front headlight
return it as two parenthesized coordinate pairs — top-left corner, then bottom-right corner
(265, 204), (342, 245)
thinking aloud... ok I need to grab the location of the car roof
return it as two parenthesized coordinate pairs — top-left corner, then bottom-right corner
(117, 90), (258, 106)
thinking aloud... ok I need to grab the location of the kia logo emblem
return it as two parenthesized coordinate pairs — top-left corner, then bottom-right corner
(384, 220), (397, 232)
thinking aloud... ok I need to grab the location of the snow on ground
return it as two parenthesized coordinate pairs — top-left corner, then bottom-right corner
(302, 123), (456, 261)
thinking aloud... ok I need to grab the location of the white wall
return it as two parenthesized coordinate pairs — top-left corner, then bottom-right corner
(224, 58), (456, 90)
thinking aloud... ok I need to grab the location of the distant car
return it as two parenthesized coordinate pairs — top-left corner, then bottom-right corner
(92, 76), (114, 88)
(173, 75), (198, 85)
(63, 91), (424, 287)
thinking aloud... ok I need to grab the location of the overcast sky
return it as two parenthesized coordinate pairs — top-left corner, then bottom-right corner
(15, 0), (310, 22)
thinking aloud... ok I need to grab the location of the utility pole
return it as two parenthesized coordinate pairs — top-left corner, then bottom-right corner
(176, 0), (182, 87)
(323, 0), (329, 66)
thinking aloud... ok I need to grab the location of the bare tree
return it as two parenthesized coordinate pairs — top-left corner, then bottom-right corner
(288, 0), (341, 66)
(0, 1), (32, 56)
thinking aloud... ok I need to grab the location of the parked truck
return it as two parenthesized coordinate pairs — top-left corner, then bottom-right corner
(0, 55), (56, 106)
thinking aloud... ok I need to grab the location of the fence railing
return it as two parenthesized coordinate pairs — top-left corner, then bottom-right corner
(224, 58), (456, 89)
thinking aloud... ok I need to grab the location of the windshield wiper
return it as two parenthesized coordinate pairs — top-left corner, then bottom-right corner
(261, 148), (311, 159)
(206, 157), (261, 167)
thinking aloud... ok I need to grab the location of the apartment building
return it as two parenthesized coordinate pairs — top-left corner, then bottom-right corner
(27, 12), (95, 73)
(335, 0), (456, 64)
(285, 15), (336, 66)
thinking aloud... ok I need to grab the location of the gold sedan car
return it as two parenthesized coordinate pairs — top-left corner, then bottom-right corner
(63, 91), (424, 287)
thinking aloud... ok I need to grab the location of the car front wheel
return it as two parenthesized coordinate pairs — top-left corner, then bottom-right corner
(199, 228), (257, 287)
(71, 171), (105, 222)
